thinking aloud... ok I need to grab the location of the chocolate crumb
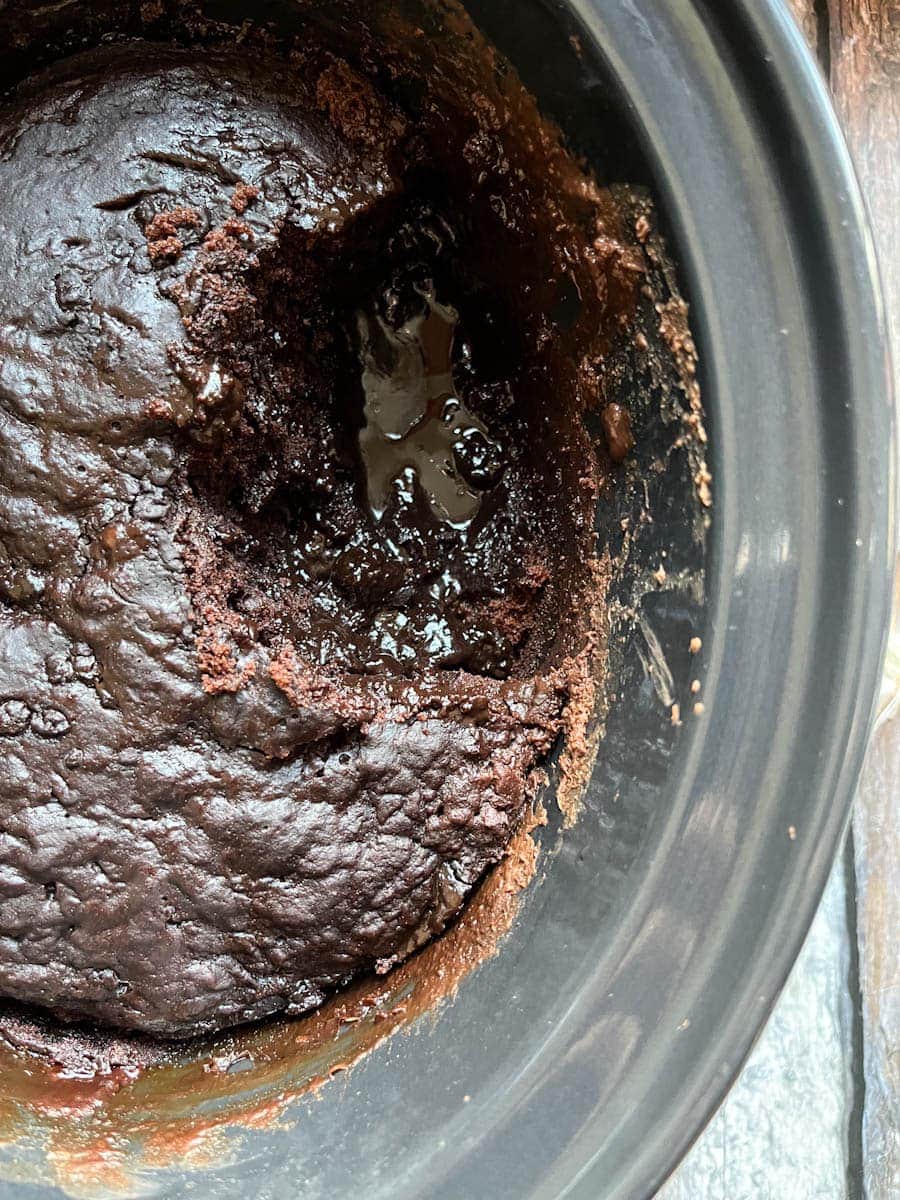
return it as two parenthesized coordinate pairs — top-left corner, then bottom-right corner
(231, 182), (260, 213)
(601, 402), (635, 463)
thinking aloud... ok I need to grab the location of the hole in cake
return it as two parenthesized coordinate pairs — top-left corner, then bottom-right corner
(172, 195), (589, 681)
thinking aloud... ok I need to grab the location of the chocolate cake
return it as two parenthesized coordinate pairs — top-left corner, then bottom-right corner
(0, 17), (643, 1036)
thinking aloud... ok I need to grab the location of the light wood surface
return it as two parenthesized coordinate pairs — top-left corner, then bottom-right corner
(790, 0), (821, 50)
(828, 0), (899, 368)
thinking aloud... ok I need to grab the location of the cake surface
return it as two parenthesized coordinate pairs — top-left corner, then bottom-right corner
(0, 26), (640, 1036)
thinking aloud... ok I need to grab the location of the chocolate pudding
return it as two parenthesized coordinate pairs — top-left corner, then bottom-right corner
(0, 16), (644, 1036)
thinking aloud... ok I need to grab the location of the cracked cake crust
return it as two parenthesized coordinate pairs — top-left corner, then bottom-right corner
(0, 28), (641, 1037)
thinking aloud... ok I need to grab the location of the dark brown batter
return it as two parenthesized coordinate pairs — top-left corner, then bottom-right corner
(0, 17), (642, 1037)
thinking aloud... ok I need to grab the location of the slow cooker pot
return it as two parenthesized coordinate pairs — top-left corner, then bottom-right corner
(0, 1), (891, 1198)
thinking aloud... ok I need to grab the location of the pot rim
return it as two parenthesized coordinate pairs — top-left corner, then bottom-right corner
(565, 0), (894, 1194)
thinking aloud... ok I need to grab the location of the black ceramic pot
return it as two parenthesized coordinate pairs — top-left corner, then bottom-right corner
(0, 2), (892, 1198)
